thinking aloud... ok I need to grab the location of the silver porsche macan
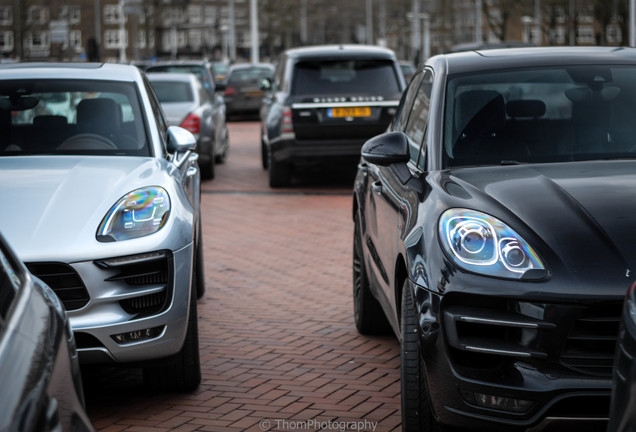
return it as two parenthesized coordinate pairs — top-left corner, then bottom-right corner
(0, 62), (204, 391)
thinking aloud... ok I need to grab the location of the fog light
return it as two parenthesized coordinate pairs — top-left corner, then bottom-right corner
(462, 390), (532, 413)
(111, 326), (164, 345)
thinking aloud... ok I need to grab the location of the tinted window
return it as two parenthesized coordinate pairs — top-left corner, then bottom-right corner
(444, 66), (636, 168)
(228, 67), (274, 85)
(147, 65), (213, 92)
(150, 81), (194, 103)
(0, 79), (149, 156)
(0, 247), (19, 321)
(404, 70), (432, 164)
(393, 71), (425, 131)
(292, 59), (401, 98)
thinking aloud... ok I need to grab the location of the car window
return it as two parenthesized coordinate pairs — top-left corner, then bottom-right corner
(147, 65), (214, 92)
(228, 67), (274, 85)
(444, 65), (636, 168)
(0, 246), (19, 320)
(404, 70), (433, 166)
(143, 77), (169, 155)
(150, 81), (195, 103)
(291, 59), (401, 98)
(273, 57), (285, 92)
(0, 79), (149, 156)
(393, 70), (425, 131)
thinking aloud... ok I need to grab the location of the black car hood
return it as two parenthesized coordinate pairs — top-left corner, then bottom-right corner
(446, 160), (636, 282)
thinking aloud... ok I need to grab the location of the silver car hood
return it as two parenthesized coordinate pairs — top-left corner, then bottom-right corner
(0, 156), (179, 262)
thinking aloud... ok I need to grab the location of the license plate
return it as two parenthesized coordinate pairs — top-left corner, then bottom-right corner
(329, 107), (371, 118)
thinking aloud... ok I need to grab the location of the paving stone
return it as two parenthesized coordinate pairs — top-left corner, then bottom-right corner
(85, 121), (401, 431)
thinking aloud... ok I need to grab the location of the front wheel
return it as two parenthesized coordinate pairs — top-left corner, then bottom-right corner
(353, 213), (389, 334)
(143, 275), (201, 391)
(400, 282), (443, 432)
(195, 216), (205, 299)
(200, 156), (215, 180)
(261, 139), (268, 170)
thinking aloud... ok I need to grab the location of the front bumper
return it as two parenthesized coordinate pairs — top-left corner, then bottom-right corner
(413, 279), (621, 430)
(27, 244), (193, 364)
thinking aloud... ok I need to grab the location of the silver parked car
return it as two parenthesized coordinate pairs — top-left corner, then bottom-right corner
(147, 72), (229, 180)
(0, 62), (203, 391)
(0, 231), (96, 432)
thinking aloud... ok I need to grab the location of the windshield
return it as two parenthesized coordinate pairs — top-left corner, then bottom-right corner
(292, 59), (401, 98)
(0, 79), (149, 156)
(150, 81), (194, 103)
(146, 65), (213, 92)
(444, 65), (636, 168)
(228, 67), (273, 85)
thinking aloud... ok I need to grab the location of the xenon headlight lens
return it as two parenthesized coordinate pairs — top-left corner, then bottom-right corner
(439, 208), (545, 280)
(96, 187), (170, 242)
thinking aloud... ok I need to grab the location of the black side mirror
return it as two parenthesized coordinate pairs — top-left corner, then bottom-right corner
(361, 131), (410, 166)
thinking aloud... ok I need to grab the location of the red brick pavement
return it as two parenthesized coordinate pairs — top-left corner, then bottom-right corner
(84, 121), (401, 432)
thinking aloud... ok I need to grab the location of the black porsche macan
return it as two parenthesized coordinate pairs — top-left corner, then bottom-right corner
(352, 46), (636, 431)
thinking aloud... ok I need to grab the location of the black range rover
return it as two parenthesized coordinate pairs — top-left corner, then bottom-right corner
(260, 45), (405, 187)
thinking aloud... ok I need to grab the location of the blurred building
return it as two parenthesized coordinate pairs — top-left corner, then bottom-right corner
(0, 0), (628, 63)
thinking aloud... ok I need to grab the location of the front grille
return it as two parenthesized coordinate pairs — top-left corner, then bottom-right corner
(560, 302), (622, 377)
(443, 295), (622, 379)
(120, 291), (167, 315)
(26, 262), (89, 311)
(96, 251), (172, 318)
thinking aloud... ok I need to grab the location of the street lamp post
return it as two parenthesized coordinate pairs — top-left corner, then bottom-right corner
(250, 0), (259, 64)
(475, 0), (482, 43)
(631, 0), (635, 46)
(119, 0), (127, 63)
(407, 12), (429, 65)
(366, 0), (373, 45)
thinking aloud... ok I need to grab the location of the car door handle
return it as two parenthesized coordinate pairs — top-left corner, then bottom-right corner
(187, 166), (198, 177)
(371, 181), (383, 194)
(358, 162), (369, 172)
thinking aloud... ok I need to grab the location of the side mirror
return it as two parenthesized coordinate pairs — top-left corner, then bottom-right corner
(259, 78), (272, 91)
(361, 131), (410, 166)
(167, 126), (197, 153)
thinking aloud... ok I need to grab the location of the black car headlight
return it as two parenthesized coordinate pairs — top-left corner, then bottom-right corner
(96, 187), (170, 242)
(439, 208), (545, 280)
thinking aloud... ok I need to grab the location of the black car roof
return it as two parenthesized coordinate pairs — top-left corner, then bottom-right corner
(284, 44), (397, 61)
(434, 46), (636, 75)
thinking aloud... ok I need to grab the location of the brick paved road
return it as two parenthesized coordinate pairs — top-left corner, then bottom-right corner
(84, 121), (402, 432)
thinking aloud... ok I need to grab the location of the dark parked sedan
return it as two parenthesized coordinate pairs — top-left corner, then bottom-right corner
(0, 232), (95, 432)
(260, 45), (405, 187)
(223, 63), (274, 119)
(353, 46), (636, 431)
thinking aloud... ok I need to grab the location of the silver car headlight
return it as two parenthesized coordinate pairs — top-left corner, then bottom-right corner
(96, 187), (170, 242)
(439, 208), (545, 280)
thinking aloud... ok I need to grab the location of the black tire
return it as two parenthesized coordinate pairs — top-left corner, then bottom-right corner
(268, 150), (291, 188)
(143, 276), (202, 392)
(401, 282), (443, 432)
(200, 156), (215, 180)
(215, 130), (229, 164)
(353, 213), (390, 334)
(195, 216), (205, 299)
(261, 139), (268, 170)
